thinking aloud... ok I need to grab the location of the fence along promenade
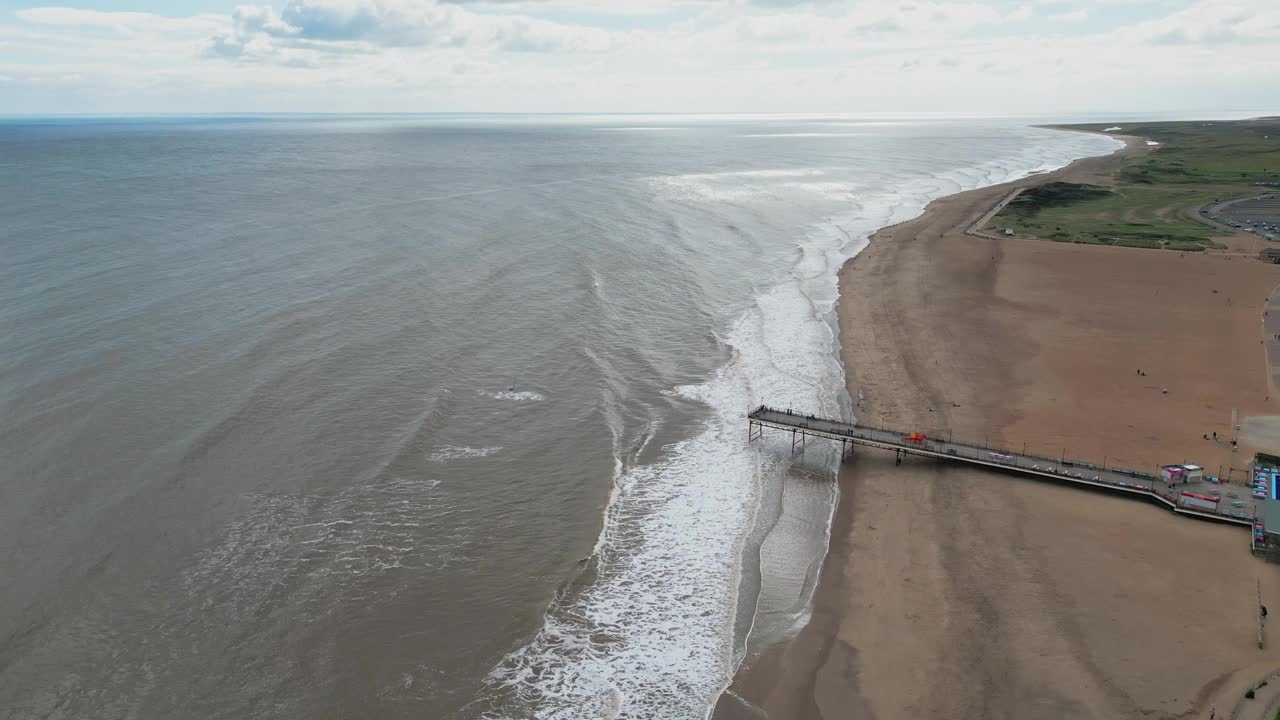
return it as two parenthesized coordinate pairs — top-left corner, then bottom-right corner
(747, 405), (1254, 527)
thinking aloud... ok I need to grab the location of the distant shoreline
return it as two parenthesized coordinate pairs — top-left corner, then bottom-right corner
(717, 123), (1280, 719)
(712, 129), (1142, 720)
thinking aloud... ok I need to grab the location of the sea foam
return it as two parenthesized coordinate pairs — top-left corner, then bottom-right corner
(482, 127), (1124, 720)
(478, 390), (546, 402)
(429, 446), (501, 463)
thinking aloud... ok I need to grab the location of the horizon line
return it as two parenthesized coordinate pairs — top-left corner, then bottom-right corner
(1, 108), (1278, 120)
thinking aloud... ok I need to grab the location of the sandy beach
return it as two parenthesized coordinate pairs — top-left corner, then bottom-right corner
(721, 136), (1280, 719)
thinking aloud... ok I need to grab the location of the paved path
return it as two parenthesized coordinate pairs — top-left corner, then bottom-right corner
(965, 187), (1023, 240)
(1264, 290), (1280, 399)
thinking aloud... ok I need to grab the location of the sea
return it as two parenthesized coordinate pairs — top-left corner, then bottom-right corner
(0, 114), (1119, 719)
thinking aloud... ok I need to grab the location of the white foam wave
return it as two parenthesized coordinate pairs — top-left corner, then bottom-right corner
(592, 392), (627, 560)
(780, 181), (857, 201)
(595, 127), (688, 132)
(482, 125), (1124, 720)
(646, 177), (766, 204)
(666, 168), (825, 181)
(481, 198), (879, 720)
(718, 169), (827, 178)
(429, 445), (501, 463)
(485, 366), (760, 719)
(632, 419), (660, 461)
(645, 169), (836, 204)
(479, 390), (546, 402)
(740, 133), (866, 138)
(175, 473), (461, 655)
(803, 121), (936, 127)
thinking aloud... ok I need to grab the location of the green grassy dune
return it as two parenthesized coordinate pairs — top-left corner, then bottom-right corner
(989, 117), (1280, 251)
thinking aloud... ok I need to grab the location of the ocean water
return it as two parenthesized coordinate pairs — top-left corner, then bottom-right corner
(0, 115), (1119, 719)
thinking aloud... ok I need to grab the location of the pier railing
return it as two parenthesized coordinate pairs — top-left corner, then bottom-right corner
(748, 405), (1254, 527)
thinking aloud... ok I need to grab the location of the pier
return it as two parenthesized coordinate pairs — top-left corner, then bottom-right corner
(748, 405), (1257, 527)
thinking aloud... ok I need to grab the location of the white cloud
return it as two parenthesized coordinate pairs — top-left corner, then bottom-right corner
(200, 0), (621, 59)
(1049, 8), (1088, 22)
(1, 0), (1278, 113)
(278, 0), (461, 45)
(16, 5), (221, 33)
(233, 5), (298, 38)
(443, 0), (692, 15)
(694, 1), (1009, 50)
(1006, 6), (1033, 21)
(1130, 0), (1280, 44)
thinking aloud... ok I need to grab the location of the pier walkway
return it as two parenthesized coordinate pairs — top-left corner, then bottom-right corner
(748, 405), (1257, 527)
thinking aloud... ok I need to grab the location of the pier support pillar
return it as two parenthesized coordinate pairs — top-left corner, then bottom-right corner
(791, 429), (807, 455)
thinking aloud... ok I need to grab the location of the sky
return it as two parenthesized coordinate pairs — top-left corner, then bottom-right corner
(0, 0), (1277, 115)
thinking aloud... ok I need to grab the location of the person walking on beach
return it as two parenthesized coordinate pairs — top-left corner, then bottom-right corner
(1210, 705), (1216, 719)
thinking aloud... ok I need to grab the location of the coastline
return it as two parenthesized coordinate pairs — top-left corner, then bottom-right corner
(719, 133), (1280, 718)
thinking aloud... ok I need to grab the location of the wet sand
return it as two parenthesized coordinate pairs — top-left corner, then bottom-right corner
(720, 136), (1280, 719)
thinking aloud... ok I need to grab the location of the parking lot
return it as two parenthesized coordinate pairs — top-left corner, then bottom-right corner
(1201, 193), (1280, 241)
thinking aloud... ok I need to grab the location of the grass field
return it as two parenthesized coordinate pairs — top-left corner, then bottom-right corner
(989, 117), (1280, 251)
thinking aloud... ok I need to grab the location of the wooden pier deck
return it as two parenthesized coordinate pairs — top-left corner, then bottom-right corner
(748, 405), (1256, 527)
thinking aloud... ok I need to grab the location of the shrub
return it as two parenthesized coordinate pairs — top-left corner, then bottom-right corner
(1002, 182), (1113, 219)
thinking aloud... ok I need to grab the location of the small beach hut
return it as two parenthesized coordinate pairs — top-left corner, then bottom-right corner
(1161, 465), (1187, 484)
(1180, 464), (1204, 483)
